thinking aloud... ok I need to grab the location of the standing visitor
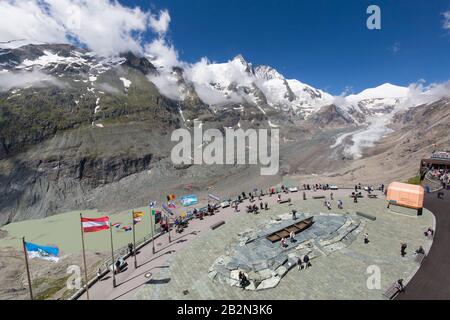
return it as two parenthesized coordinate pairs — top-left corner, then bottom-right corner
(401, 243), (407, 257)
(364, 233), (370, 244)
(303, 255), (311, 269)
(297, 256), (303, 271)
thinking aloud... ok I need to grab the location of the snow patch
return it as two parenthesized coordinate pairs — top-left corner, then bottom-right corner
(119, 77), (132, 89)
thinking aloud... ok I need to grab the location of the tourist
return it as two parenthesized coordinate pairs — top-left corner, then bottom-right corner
(128, 243), (134, 255)
(355, 185), (358, 192)
(326, 201), (331, 210)
(437, 191), (444, 200)
(415, 246), (425, 255)
(292, 210), (297, 220)
(281, 237), (287, 248)
(297, 256), (303, 271)
(303, 255), (311, 269)
(424, 228), (434, 237)
(353, 195), (358, 203)
(381, 184), (385, 193)
(338, 200), (343, 209)
(364, 233), (370, 244)
(265, 202), (268, 210)
(290, 231), (295, 243)
(395, 279), (405, 293)
(97, 268), (102, 281)
(330, 192), (334, 200)
(277, 194), (282, 203)
(260, 202), (264, 210)
(401, 243), (407, 257)
(239, 272), (249, 289)
(303, 192), (307, 200)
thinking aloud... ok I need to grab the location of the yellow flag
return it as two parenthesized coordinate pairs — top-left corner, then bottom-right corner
(133, 211), (144, 218)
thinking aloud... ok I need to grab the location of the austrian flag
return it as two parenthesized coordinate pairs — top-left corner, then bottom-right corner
(81, 216), (110, 233)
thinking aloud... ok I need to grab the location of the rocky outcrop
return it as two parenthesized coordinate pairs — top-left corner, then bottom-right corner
(208, 213), (363, 291)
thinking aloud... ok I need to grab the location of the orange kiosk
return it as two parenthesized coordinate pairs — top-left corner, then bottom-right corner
(387, 182), (424, 215)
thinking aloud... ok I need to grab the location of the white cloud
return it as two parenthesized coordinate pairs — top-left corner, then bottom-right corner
(443, 11), (450, 30)
(149, 9), (171, 35)
(0, 0), (171, 57)
(148, 71), (183, 101)
(145, 38), (180, 68)
(0, 70), (63, 91)
(406, 80), (450, 106)
(389, 42), (401, 54)
(0, 1), (67, 45)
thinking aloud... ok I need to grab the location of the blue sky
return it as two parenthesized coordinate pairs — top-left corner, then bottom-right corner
(121, 0), (450, 95)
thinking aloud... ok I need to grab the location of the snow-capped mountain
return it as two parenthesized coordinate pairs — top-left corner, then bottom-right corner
(150, 54), (336, 119)
(1, 42), (448, 130)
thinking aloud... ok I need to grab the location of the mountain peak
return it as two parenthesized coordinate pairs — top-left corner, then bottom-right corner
(254, 65), (285, 81)
(347, 83), (409, 101)
(232, 54), (248, 64)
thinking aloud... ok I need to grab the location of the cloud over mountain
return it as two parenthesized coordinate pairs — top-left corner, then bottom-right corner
(0, 0), (165, 56)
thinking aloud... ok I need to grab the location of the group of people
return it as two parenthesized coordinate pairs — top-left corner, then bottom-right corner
(280, 231), (297, 248)
(303, 183), (332, 192)
(427, 168), (449, 187)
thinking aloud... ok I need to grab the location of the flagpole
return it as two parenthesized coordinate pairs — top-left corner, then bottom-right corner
(166, 215), (171, 243)
(80, 213), (90, 300)
(150, 206), (155, 254)
(108, 217), (116, 288)
(21, 237), (33, 300)
(132, 210), (137, 268)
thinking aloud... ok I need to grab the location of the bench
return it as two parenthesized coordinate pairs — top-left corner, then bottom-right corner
(278, 198), (291, 204)
(368, 194), (378, 199)
(312, 196), (325, 199)
(356, 211), (377, 221)
(210, 221), (225, 230)
(383, 283), (400, 300)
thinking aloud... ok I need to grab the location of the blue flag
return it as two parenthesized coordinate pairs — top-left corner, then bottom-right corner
(25, 242), (60, 262)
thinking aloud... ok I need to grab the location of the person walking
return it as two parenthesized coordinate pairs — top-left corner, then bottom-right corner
(401, 243), (407, 257)
(330, 192), (334, 200)
(297, 256), (303, 271)
(303, 255), (311, 269)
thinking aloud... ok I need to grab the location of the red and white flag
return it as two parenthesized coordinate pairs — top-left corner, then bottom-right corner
(81, 216), (110, 233)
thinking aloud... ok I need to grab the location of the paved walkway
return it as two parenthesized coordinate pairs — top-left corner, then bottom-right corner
(397, 188), (450, 300)
(78, 187), (434, 300)
(79, 188), (354, 300)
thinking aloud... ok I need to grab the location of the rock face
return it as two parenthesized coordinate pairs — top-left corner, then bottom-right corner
(208, 212), (363, 291)
(0, 122), (168, 225)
